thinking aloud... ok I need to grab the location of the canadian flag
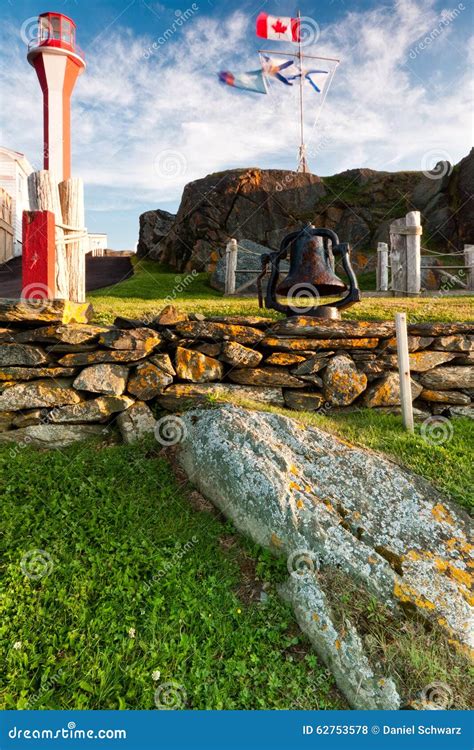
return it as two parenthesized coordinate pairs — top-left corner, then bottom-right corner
(256, 12), (301, 42)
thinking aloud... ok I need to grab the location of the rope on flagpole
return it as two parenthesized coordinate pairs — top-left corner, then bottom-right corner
(305, 60), (339, 156)
(297, 9), (308, 173)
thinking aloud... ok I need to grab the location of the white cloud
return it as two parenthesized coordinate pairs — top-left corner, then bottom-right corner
(0, 0), (471, 218)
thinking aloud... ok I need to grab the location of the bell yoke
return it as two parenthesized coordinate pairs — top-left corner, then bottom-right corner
(258, 225), (361, 319)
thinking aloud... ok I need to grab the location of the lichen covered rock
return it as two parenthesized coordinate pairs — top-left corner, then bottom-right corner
(177, 405), (473, 705)
(49, 395), (134, 423)
(176, 321), (264, 345)
(420, 389), (471, 405)
(157, 383), (284, 410)
(420, 366), (474, 390)
(364, 371), (423, 407)
(117, 401), (156, 443)
(99, 327), (161, 353)
(283, 390), (323, 411)
(0, 423), (104, 447)
(0, 379), (84, 410)
(73, 364), (128, 396)
(228, 367), (305, 388)
(408, 351), (457, 372)
(127, 362), (173, 399)
(220, 341), (263, 368)
(323, 355), (367, 406)
(175, 347), (223, 383)
(262, 336), (379, 351)
(0, 344), (48, 367)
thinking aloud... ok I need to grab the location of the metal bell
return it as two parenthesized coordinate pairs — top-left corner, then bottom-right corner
(276, 232), (347, 298)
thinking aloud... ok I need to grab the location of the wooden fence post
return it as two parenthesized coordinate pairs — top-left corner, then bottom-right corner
(59, 178), (86, 302)
(376, 242), (388, 291)
(224, 239), (238, 295)
(395, 312), (414, 433)
(405, 210), (421, 295)
(389, 211), (421, 296)
(22, 210), (56, 299)
(464, 245), (474, 291)
(28, 170), (68, 299)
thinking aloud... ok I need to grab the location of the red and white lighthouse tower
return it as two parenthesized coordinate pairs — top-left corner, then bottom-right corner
(27, 12), (85, 182)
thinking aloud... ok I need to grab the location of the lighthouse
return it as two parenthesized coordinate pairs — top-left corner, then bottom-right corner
(27, 12), (85, 182)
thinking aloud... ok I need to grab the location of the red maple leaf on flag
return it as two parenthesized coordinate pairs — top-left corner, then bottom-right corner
(271, 19), (288, 35)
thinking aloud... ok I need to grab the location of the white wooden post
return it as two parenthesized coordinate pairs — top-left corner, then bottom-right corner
(59, 178), (86, 302)
(395, 312), (414, 433)
(464, 245), (474, 291)
(224, 239), (238, 295)
(405, 210), (421, 295)
(376, 242), (388, 291)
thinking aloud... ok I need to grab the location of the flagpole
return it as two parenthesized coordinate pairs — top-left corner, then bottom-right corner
(297, 10), (308, 173)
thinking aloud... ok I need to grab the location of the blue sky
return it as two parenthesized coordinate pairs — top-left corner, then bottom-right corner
(1, 0), (472, 249)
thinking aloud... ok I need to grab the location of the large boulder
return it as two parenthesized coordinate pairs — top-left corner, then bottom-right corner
(177, 405), (473, 708)
(156, 169), (326, 271)
(142, 150), (473, 271)
(453, 148), (474, 249)
(137, 208), (176, 260)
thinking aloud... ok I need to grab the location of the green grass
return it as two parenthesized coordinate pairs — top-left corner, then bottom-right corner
(88, 259), (473, 325)
(0, 437), (341, 710)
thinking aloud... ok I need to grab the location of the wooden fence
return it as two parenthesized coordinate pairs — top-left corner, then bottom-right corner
(376, 211), (473, 294)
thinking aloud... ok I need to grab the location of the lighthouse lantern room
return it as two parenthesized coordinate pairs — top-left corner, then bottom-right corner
(27, 12), (85, 182)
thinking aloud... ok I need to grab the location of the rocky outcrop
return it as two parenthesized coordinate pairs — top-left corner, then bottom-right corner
(177, 405), (473, 707)
(139, 150), (473, 271)
(136, 208), (175, 260)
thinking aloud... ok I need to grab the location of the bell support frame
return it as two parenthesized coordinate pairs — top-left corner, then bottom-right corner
(257, 226), (361, 319)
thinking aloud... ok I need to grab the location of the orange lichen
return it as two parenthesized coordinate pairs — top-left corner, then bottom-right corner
(394, 581), (436, 611)
(432, 503), (455, 526)
(270, 533), (283, 549)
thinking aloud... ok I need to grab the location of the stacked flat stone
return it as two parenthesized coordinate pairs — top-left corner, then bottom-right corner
(0, 301), (472, 445)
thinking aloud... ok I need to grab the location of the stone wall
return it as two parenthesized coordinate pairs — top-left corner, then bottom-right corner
(0, 303), (472, 445)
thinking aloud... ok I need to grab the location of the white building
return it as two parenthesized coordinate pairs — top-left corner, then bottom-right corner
(0, 147), (34, 257)
(87, 233), (108, 256)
